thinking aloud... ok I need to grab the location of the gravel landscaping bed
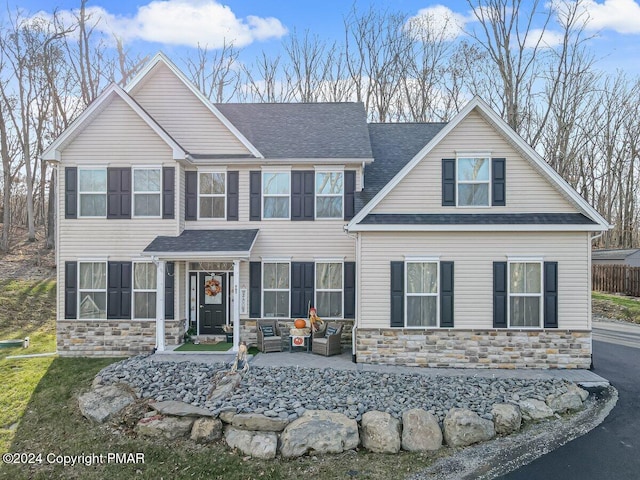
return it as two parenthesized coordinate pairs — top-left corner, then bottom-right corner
(97, 355), (573, 423)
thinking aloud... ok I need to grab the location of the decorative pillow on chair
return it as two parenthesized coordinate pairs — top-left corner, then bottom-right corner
(326, 326), (338, 335)
(261, 325), (275, 337)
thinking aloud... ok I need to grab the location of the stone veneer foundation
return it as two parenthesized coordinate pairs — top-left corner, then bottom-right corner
(356, 329), (591, 369)
(57, 320), (186, 356)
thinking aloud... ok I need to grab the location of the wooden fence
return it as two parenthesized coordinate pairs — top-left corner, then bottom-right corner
(592, 264), (640, 297)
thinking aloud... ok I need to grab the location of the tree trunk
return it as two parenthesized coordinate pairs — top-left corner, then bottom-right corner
(45, 167), (55, 249)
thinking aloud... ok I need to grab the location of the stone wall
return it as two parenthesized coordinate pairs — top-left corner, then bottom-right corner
(355, 329), (591, 369)
(57, 319), (186, 356)
(240, 319), (354, 349)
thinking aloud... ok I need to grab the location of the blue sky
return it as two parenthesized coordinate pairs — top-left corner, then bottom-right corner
(12, 0), (640, 75)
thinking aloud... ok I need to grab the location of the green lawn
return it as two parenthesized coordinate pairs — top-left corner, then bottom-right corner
(175, 342), (233, 352)
(592, 292), (640, 324)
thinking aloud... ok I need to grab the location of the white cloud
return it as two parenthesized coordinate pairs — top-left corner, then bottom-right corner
(407, 5), (469, 41)
(33, 0), (288, 48)
(525, 28), (565, 48)
(575, 0), (640, 34)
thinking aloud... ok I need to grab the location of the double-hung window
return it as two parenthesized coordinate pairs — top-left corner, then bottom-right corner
(199, 172), (226, 219)
(78, 168), (107, 217)
(263, 262), (290, 317)
(457, 157), (490, 206)
(405, 261), (439, 327)
(315, 172), (343, 218)
(509, 261), (542, 327)
(263, 172), (290, 219)
(316, 262), (343, 318)
(133, 262), (157, 319)
(78, 262), (107, 319)
(133, 168), (161, 217)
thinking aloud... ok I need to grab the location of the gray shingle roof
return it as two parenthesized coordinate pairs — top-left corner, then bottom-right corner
(356, 123), (447, 212)
(215, 103), (373, 159)
(360, 213), (597, 225)
(592, 248), (640, 260)
(144, 229), (259, 253)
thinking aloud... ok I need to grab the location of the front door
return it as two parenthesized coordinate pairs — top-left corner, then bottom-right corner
(199, 272), (226, 334)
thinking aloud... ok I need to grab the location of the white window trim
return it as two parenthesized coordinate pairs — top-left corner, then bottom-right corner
(315, 260), (344, 320)
(507, 260), (543, 329)
(456, 156), (491, 208)
(315, 171), (345, 220)
(132, 167), (162, 219)
(132, 261), (157, 320)
(77, 260), (108, 320)
(404, 260), (440, 329)
(78, 167), (107, 218)
(197, 170), (227, 220)
(262, 260), (291, 318)
(262, 171), (291, 220)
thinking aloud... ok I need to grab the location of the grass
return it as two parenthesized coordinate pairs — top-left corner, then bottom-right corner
(174, 342), (233, 352)
(592, 292), (640, 324)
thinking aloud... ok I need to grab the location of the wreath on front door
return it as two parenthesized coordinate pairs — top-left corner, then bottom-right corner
(204, 278), (222, 297)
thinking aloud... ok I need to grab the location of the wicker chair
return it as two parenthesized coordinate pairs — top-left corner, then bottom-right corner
(312, 322), (343, 356)
(256, 319), (283, 353)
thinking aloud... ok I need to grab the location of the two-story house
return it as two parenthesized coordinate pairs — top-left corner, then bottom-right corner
(42, 53), (610, 368)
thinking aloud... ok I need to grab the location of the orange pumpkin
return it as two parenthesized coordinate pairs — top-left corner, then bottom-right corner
(294, 318), (307, 329)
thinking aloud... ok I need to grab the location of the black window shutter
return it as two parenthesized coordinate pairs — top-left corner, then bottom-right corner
(162, 167), (175, 219)
(390, 261), (404, 327)
(544, 262), (558, 328)
(493, 262), (508, 328)
(249, 171), (261, 221)
(344, 262), (356, 319)
(107, 261), (132, 319)
(492, 158), (506, 206)
(344, 170), (356, 220)
(440, 261), (454, 327)
(107, 168), (131, 219)
(185, 171), (197, 221)
(165, 262), (175, 320)
(291, 262), (314, 317)
(442, 159), (456, 206)
(64, 261), (77, 319)
(227, 171), (239, 221)
(291, 171), (314, 221)
(249, 262), (261, 318)
(65, 167), (77, 219)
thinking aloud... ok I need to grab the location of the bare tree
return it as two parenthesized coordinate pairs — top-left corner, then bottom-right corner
(185, 42), (240, 103)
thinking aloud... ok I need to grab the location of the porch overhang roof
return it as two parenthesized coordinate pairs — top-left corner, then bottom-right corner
(142, 229), (259, 260)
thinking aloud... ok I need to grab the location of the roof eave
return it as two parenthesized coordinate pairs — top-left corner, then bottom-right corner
(141, 251), (252, 260)
(347, 223), (607, 233)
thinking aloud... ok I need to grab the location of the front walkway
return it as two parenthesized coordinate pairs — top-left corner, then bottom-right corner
(151, 347), (609, 388)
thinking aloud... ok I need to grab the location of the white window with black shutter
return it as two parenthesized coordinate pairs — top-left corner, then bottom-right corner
(79, 168), (107, 217)
(315, 171), (344, 219)
(198, 171), (226, 219)
(442, 155), (506, 207)
(262, 260), (290, 317)
(133, 262), (156, 319)
(315, 261), (343, 318)
(390, 260), (454, 328)
(263, 171), (290, 219)
(78, 261), (107, 319)
(133, 168), (161, 217)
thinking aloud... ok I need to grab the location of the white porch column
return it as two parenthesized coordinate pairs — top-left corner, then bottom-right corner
(232, 259), (241, 352)
(155, 259), (166, 352)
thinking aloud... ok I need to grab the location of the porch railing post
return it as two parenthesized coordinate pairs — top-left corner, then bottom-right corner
(155, 259), (166, 352)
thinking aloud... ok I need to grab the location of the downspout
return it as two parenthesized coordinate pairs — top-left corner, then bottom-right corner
(345, 227), (360, 363)
(588, 230), (605, 370)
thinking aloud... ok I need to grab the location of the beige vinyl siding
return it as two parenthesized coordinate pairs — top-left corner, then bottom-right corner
(371, 109), (576, 214)
(57, 95), (181, 321)
(359, 231), (590, 330)
(130, 63), (251, 155)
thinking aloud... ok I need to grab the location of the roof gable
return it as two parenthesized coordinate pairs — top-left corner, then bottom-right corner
(349, 97), (611, 231)
(41, 84), (186, 161)
(126, 52), (261, 158)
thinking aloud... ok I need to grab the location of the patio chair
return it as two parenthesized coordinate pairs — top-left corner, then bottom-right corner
(256, 319), (283, 353)
(312, 322), (343, 356)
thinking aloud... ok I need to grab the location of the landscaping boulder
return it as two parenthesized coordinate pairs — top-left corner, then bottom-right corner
(224, 427), (277, 459)
(151, 400), (215, 417)
(190, 417), (223, 443)
(230, 413), (289, 432)
(136, 415), (194, 440)
(567, 383), (589, 402)
(443, 408), (495, 448)
(546, 392), (583, 414)
(209, 373), (242, 401)
(279, 410), (359, 458)
(401, 409), (442, 452)
(491, 403), (522, 435)
(519, 398), (554, 421)
(360, 411), (401, 453)
(78, 385), (136, 423)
